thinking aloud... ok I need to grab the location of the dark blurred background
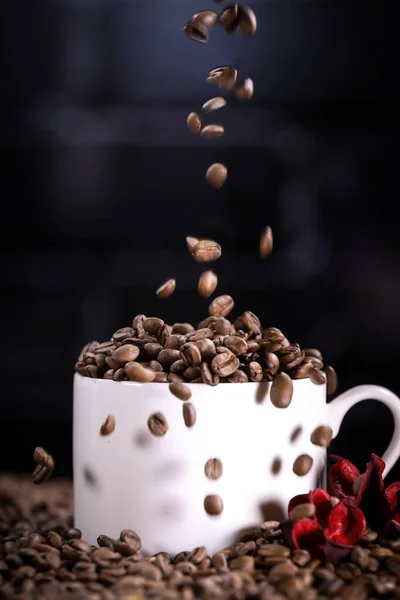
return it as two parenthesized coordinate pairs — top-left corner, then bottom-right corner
(1, 0), (399, 481)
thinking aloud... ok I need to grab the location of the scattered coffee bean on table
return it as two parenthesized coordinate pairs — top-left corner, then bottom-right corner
(99, 414), (116, 436)
(326, 364), (338, 395)
(234, 77), (254, 101)
(202, 96), (227, 113)
(156, 278), (176, 298)
(169, 381), (192, 401)
(186, 112), (201, 133)
(147, 412), (169, 437)
(182, 402), (196, 427)
(198, 270), (218, 297)
(204, 494), (224, 516)
(310, 424), (333, 447)
(259, 225), (274, 258)
(204, 458), (223, 480)
(206, 162), (228, 189)
(293, 453), (314, 476)
(270, 371), (294, 408)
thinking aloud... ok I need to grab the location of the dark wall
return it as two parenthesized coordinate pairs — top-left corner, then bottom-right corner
(1, 0), (399, 482)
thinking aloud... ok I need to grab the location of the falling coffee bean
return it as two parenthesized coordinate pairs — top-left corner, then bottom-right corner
(169, 381), (192, 401)
(209, 295), (234, 318)
(259, 226), (274, 259)
(34, 446), (54, 468)
(326, 365), (338, 395)
(206, 163), (227, 189)
(220, 4), (240, 34)
(184, 21), (208, 43)
(32, 464), (53, 485)
(202, 96), (227, 113)
(310, 425), (333, 448)
(309, 368), (326, 385)
(186, 236), (199, 252)
(200, 124), (224, 139)
(293, 454), (313, 476)
(207, 66), (237, 90)
(147, 412), (169, 437)
(156, 279), (176, 298)
(192, 240), (222, 262)
(234, 78), (254, 101)
(198, 271), (218, 298)
(187, 112), (201, 134)
(99, 415), (116, 437)
(204, 494), (224, 516)
(192, 10), (218, 29)
(289, 502), (316, 521)
(238, 4), (257, 35)
(205, 458), (223, 480)
(182, 402), (196, 427)
(270, 372), (293, 409)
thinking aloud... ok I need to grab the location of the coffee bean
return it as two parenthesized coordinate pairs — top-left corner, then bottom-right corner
(99, 415), (116, 437)
(270, 372), (293, 409)
(234, 78), (254, 101)
(293, 454), (314, 476)
(192, 10), (218, 29)
(309, 368), (326, 385)
(248, 361), (263, 382)
(189, 328), (214, 342)
(224, 335), (248, 356)
(158, 348), (181, 367)
(199, 361), (219, 386)
(154, 371), (168, 382)
(169, 382), (192, 401)
(156, 279), (176, 298)
(147, 412), (169, 437)
(196, 339), (216, 362)
(289, 502), (316, 521)
(200, 124), (225, 139)
(205, 163), (227, 189)
(202, 97), (227, 113)
(293, 362), (314, 379)
(143, 317), (164, 336)
(209, 295), (234, 318)
(211, 350), (240, 376)
(110, 345), (140, 368)
(259, 226), (273, 259)
(184, 21), (208, 43)
(204, 458), (223, 480)
(181, 343), (202, 367)
(144, 342), (164, 359)
(227, 369), (248, 382)
(197, 271), (218, 298)
(182, 402), (196, 427)
(62, 528), (82, 541)
(238, 4), (257, 35)
(113, 366), (126, 381)
(192, 239), (222, 262)
(326, 365), (338, 395)
(187, 113), (201, 134)
(263, 352), (280, 375)
(304, 348), (323, 360)
(220, 5), (240, 34)
(204, 495), (223, 516)
(33, 447), (54, 468)
(186, 236), (199, 252)
(126, 361), (156, 383)
(120, 529), (142, 552)
(310, 425), (333, 447)
(207, 66), (237, 90)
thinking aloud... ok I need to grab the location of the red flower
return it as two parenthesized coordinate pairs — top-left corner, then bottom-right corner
(328, 453), (399, 535)
(285, 488), (366, 563)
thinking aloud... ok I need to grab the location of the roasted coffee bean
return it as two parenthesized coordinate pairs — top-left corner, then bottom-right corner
(181, 343), (202, 368)
(304, 348), (323, 360)
(206, 163), (227, 189)
(126, 361), (156, 383)
(169, 381), (192, 401)
(310, 425), (333, 447)
(154, 371), (168, 382)
(227, 369), (248, 382)
(186, 236), (199, 252)
(224, 335), (248, 356)
(144, 342), (164, 359)
(182, 402), (196, 427)
(112, 327), (134, 343)
(326, 365), (338, 395)
(309, 368), (326, 385)
(205, 458), (223, 480)
(211, 350), (240, 376)
(187, 113), (201, 134)
(263, 352), (280, 375)
(202, 97), (227, 113)
(109, 344), (140, 368)
(32, 464), (53, 485)
(212, 317), (230, 335)
(241, 311), (261, 334)
(189, 327), (214, 341)
(99, 415), (116, 436)
(192, 10), (218, 29)
(156, 278), (176, 298)
(62, 527), (82, 541)
(204, 495), (223, 516)
(207, 66), (237, 90)
(293, 362), (314, 379)
(113, 366), (126, 381)
(197, 271), (218, 298)
(220, 4), (240, 34)
(120, 529), (142, 552)
(143, 317), (164, 336)
(270, 372), (293, 408)
(200, 361), (219, 385)
(184, 21), (208, 43)
(97, 534), (115, 549)
(201, 124), (224, 139)
(33, 447), (54, 468)
(157, 349), (181, 367)
(170, 359), (186, 374)
(259, 226), (274, 259)
(196, 339), (216, 361)
(289, 502), (316, 521)
(238, 4), (257, 35)
(192, 239), (222, 262)
(147, 412), (169, 437)
(209, 294), (234, 318)
(293, 453), (314, 476)
(182, 366), (200, 381)
(248, 361), (263, 382)
(234, 78), (254, 101)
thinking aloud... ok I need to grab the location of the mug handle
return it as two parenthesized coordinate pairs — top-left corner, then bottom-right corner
(328, 385), (400, 478)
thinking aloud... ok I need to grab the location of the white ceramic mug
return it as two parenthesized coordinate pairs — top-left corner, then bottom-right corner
(73, 374), (400, 555)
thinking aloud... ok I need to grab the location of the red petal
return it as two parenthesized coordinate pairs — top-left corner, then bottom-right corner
(324, 538), (354, 564)
(324, 501), (366, 545)
(386, 482), (400, 511)
(288, 493), (312, 516)
(357, 454), (392, 534)
(327, 455), (360, 500)
(292, 519), (325, 560)
(392, 518), (400, 532)
(310, 489), (332, 527)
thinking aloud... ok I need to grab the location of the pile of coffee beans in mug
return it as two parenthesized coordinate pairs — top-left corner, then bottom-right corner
(2, 476), (400, 600)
